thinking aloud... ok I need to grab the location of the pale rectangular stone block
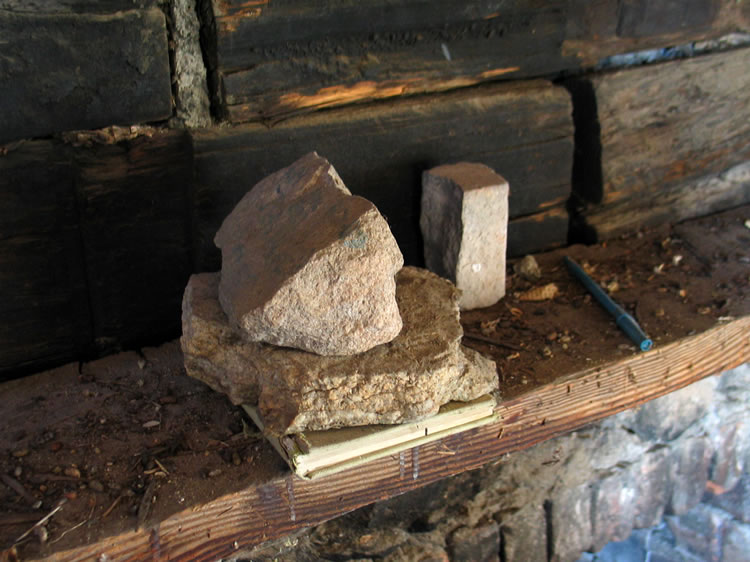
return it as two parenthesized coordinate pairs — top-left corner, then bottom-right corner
(421, 162), (509, 310)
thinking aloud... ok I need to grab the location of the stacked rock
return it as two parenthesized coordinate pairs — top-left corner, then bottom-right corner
(213, 151), (403, 356)
(181, 153), (497, 435)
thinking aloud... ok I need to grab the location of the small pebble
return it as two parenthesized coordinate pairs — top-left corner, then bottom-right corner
(515, 255), (542, 282)
(50, 442), (63, 452)
(33, 525), (48, 544)
(14, 466), (22, 478)
(12, 449), (29, 458)
(64, 467), (81, 479)
(89, 480), (105, 492)
(208, 469), (222, 478)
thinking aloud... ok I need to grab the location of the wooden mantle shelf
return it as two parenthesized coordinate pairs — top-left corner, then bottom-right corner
(1, 208), (748, 561)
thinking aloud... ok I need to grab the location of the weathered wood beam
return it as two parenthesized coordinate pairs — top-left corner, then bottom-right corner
(592, 47), (750, 206)
(565, 0), (750, 66)
(36, 317), (750, 561)
(193, 80), (573, 268)
(584, 161), (750, 240)
(74, 131), (195, 353)
(571, 46), (750, 240)
(0, 143), (91, 376)
(0, 131), (195, 377)
(0, 8), (172, 143)
(207, 0), (573, 122)
(206, 0), (750, 124)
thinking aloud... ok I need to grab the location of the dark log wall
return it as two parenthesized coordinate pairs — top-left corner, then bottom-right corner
(1, 0), (750, 378)
(193, 81), (574, 270)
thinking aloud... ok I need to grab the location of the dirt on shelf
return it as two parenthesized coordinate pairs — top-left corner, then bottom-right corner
(1, 206), (748, 560)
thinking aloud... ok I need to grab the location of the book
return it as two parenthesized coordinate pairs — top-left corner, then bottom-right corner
(243, 394), (499, 479)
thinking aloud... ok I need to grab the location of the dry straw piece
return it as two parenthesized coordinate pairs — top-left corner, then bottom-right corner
(517, 283), (559, 302)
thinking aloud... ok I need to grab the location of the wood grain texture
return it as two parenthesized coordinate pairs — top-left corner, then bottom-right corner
(41, 316), (750, 561)
(0, 8), (172, 143)
(0, 143), (91, 377)
(74, 131), (194, 353)
(508, 206), (569, 257)
(207, 0), (574, 122)
(0, 132), (195, 376)
(193, 81), (573, 268)
(564, 0), (750, 66)
(0, 1), (161, 12)
(589, 47), (750, 206)
(207, 0), (750, 123)
(584, 160), (750, 240)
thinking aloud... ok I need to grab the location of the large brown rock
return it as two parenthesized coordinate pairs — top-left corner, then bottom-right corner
(214, 152), (403, 356)
(181, 267), (497, 435)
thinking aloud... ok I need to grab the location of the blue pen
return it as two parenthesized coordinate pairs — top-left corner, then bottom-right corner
(564, 256), (653, 352)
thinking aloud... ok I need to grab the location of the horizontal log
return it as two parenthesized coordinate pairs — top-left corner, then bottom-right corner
(74, 131), (194, 353)
(579, 47), (750, 207)
(564, 0), (750, 66)
(212, 0), (569, 71)
(0, 232), (91, 377)
(508, 206), (569, 257)
(207, 0), (750, 123)
(0, 142), (76, 237)
(0, 132), (194, 376)
(0, 1), (160, 12)
(0, 9), (172, 143)
(194, 81), (573, 268)
(583, 161), (750, 240)
(0, 143), (91, 377)
(208, 0), (572, 122)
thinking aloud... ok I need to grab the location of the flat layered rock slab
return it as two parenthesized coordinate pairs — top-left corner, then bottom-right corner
(214, 152), (403, 355)
(181, 266), (497, 435)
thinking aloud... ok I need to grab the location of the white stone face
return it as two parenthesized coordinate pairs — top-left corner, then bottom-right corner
(421, 162), (509, 310)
